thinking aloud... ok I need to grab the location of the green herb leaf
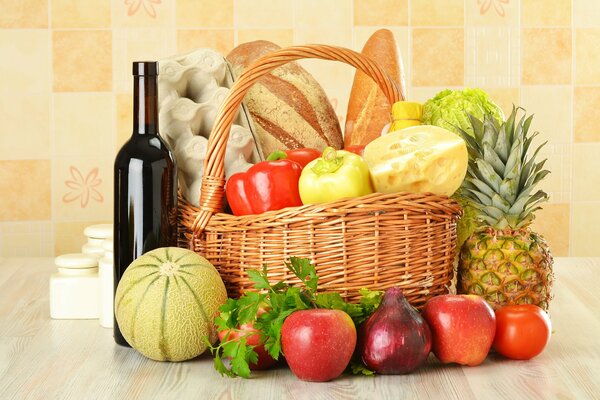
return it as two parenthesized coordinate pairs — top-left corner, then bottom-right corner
(286, 257), (318, 293)
(236, 292), (266, 325)
(350, 360), (376, 376)
(230, 338), (252, 378)
(247, 267), (272, 291)
(207, 257), (384, 379)
(214, 353), (234, 377)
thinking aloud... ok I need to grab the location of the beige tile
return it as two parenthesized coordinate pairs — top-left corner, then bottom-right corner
(575, 29), (600, 85)
(0, 30), (50, 93)
(237, 29), (293, 47)
(0, 94), (50, 160)
(535, 145), (571, 205)
(112, 0), (174, 28)
(177, 29), (234, 57)
(54, 221), (106, 255)
(481, 87), (519, 118)
(465, 27), (519, 87)
(411, 0), (463, 26)
(522, 0), (571, 26)
(235, 0), (292, 28)
(53, 93), (114, 158)
(466, 0), (519, 26)
(522, 29), (571, 85)
(176, 0), (233, 27)
(0, 160), (51, 221)
(571, 202), (600, 256)
(573, 0), (600, 27)
(112, 28), (176, 94)
(52, 157), (113, 222)
(574, 86), (600, 142)
(1, 221), (53, 257)
(412, 28), (464, 87)
(530, 203), (570, 257)
(521, 86), (572, 145)
(354, 0), (408, 26)
(0, 0), (48, 28)
(407, 86), (445, 103)
(572, 144), (600, 201)
(294, 0), (351, 29)
(53, 30), (112, 92)
(116, 93), (133, 150)
(52, 0), (111, 28)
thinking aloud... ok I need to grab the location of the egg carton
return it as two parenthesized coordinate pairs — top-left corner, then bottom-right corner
(158, 48), (263, 206)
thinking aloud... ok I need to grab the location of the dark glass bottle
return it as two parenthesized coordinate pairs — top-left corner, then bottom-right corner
(113, 61), (177, 346)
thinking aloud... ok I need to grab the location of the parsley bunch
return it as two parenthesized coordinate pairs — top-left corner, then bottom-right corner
(206, 257), (382, 378)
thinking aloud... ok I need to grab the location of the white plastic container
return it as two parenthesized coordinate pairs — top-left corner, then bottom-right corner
(98, 238), (114, 328)
(82, 223), (112, 260)
(49, 254), (100, 319)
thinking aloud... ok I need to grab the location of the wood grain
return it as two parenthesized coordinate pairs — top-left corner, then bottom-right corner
(0, 258), (599, 400)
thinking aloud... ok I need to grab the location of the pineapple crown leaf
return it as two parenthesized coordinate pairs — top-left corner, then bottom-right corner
(460, 105), (550, 230)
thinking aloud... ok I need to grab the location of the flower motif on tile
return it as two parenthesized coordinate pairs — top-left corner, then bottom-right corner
(478, 0), (509, 17)
(63, 167), (104, 208)
(124, 0), (161, 18)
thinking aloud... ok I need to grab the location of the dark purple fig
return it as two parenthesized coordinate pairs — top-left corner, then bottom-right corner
(359, 287), (432, 374)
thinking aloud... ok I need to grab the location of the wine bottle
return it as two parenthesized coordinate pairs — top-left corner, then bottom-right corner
(113, 61), (177, 346)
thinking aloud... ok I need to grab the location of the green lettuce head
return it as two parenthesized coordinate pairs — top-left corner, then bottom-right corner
(422, 88), (504, 137)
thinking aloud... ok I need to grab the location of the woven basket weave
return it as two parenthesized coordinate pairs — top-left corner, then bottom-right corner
(178, 44), (462, 307)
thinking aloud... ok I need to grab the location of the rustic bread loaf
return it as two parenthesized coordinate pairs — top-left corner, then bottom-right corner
(227, 41), (343, 156)
(344, 29), (406, 147)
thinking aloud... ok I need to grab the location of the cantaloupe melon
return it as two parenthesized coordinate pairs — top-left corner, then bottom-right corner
(115, 247), (227, 362)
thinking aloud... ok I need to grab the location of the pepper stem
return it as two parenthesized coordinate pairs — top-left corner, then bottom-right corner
(266, 150), (288, 162)
(311, 146), (343, 175)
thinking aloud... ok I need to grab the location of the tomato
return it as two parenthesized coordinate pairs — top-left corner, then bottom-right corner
(217, 307), (278, 370)
(493, 304), (551, 360)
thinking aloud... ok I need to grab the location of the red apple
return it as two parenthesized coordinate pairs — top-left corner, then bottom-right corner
(281, 309), (356, 382)
(217, 307), (278, 370)
(422, 294), (496, 366)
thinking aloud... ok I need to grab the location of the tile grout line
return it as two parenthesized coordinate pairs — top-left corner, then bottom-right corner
(49, 0), (56, 257)
(569, 0), (576, 257)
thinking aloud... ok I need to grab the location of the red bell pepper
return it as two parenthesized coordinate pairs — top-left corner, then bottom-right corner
(225, 159), (303, 216)
(344, 145), (366, 157)
(266, 148), (321, 168)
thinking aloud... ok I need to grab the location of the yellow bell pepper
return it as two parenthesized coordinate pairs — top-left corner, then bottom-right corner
(299, 147), (374, 204)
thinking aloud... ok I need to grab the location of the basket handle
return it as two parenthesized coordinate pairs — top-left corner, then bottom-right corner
(191, 44), (405, 234)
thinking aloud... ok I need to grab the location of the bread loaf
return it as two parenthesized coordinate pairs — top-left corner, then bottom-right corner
(227, 41), (343, 156)
(344, 29), (406, 147)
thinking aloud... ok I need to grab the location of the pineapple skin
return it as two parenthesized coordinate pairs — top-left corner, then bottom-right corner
(458, 227), (554, 311)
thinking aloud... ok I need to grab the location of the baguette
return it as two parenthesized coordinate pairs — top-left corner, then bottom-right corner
(344, 29), (406, 147)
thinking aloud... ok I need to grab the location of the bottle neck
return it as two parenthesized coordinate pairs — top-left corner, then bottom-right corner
(133, 75), (159, 135)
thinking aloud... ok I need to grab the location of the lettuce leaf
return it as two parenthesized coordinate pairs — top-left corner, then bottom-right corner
(422, 88), (504, 137)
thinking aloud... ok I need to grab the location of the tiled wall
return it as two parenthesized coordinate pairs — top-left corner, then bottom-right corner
(0, 0), (598, 257)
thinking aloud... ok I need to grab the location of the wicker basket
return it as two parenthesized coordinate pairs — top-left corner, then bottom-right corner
(178, 44), (462, 307)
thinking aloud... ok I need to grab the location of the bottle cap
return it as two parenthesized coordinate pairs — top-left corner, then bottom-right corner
(391, 101), (423, 120)
(55, 253), (98, 269)
(133, 61), (158, 76)
(84, 223), (113, 239)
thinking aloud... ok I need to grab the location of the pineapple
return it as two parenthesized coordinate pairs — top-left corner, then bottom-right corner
(457, 106), (554, 311)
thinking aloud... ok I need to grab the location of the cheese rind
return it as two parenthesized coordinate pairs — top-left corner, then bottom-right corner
(363, 125), (468, 197)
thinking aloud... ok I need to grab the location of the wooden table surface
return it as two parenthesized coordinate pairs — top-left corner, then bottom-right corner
(0, 257), (599, 400)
